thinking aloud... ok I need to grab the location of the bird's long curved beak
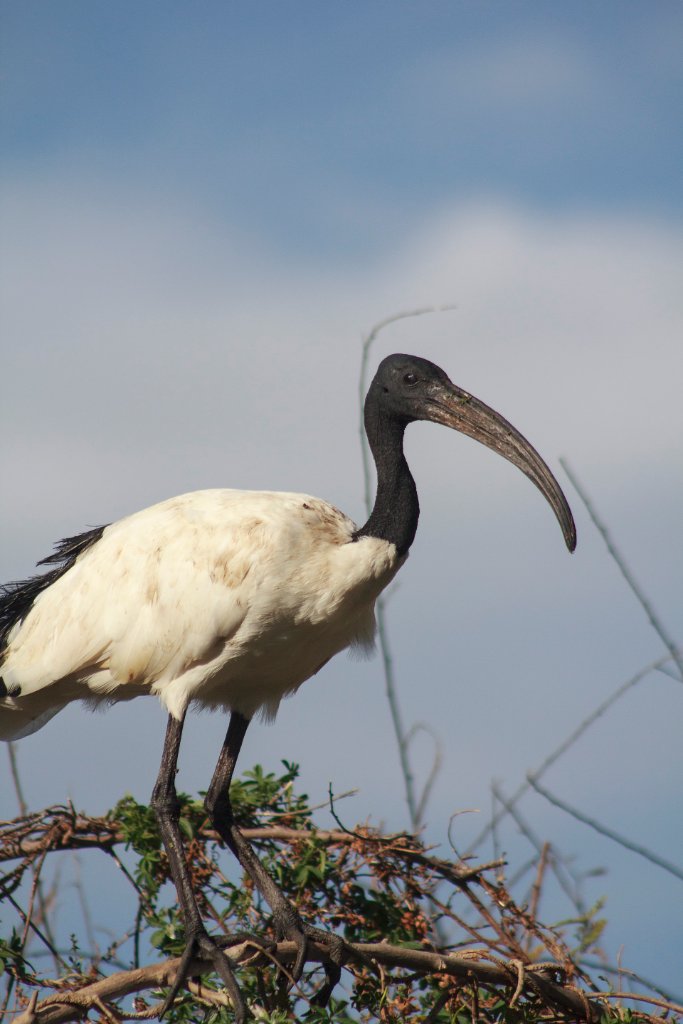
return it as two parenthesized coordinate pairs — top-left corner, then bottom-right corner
(425, 382), (576, 552)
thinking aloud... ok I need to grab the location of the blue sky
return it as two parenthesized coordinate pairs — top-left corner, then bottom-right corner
(1, 0), (682, 1003)
(3, 3), (681, 257)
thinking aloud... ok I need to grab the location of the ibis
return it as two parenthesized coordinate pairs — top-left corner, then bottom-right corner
(0, 353), (575, 1017)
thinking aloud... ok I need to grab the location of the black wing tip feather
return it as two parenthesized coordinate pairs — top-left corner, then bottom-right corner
(0, 525), (107, 650)
(36, 526), (108, 566)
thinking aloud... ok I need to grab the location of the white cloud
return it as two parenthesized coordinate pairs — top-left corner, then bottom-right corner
(2, 179), (681, 575)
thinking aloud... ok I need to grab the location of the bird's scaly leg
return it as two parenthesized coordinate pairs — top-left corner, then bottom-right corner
(151, 713), (247, 1021)
(205, 711), (345, 1003)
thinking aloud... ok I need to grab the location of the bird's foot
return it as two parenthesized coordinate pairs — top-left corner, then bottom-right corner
(272, 906), (346, 1006)
(160, 915), (346, 1018)
(160, 926), (266, 1023)
(304, 924), (346, 1007)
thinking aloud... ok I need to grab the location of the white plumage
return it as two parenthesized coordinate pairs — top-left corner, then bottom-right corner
(0, 489), (401, 740)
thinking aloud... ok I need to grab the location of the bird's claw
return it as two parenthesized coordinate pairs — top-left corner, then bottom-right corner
(160, 916), (345, 1020)
(305, 926), (345, 1006)
(274, 914), (346, 1007)
(159, 928), (247, 1023)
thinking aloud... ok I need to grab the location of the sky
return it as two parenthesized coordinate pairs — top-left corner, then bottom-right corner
(1, 0), (682, 1003)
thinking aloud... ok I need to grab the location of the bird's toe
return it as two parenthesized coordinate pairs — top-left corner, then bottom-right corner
(273, 915), (347, 1006)
(160, 927), (247, 1023)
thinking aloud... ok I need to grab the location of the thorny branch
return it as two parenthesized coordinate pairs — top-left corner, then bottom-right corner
(2, 800), (681, 1023)
(0, 808), (493, 880)
(9, 939), (618, 1024)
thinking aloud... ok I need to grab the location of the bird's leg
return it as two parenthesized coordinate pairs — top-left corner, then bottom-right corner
(151, 712), (246, 1022)
(205, 711), (344, 1003)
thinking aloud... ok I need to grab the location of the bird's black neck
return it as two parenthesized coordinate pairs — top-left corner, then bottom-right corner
(354, 400), (419, 557)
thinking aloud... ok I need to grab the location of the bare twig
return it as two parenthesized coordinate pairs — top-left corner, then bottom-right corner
(560, 457), (683, 682)
(490, 782), (584, 914)
(580, 957), (683, 1005)
(405, 722), (444, 826)
(467, 652), (675, 853)
(527, 842), (550, 945)
(359, 306), (458, 520)
(528, 775), (683, 883)
(3, 744), (62, 1011)
(7, 742), (29, 817)
(3, 751), (63, 977)
(592, 991), (683, 1015)
(0, 885), (67, 970)
(359, 305), (456, 831)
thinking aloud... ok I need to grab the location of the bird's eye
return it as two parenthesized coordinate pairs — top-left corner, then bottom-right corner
(403, 372), (418, 386)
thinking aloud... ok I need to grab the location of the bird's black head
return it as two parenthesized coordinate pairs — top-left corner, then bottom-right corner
(368, 353), (454, 424)
(365, 352), (576, 552)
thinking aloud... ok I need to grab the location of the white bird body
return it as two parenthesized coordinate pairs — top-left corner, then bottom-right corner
(0, 489), (403, 740)
(0, 354), (576, 1018)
